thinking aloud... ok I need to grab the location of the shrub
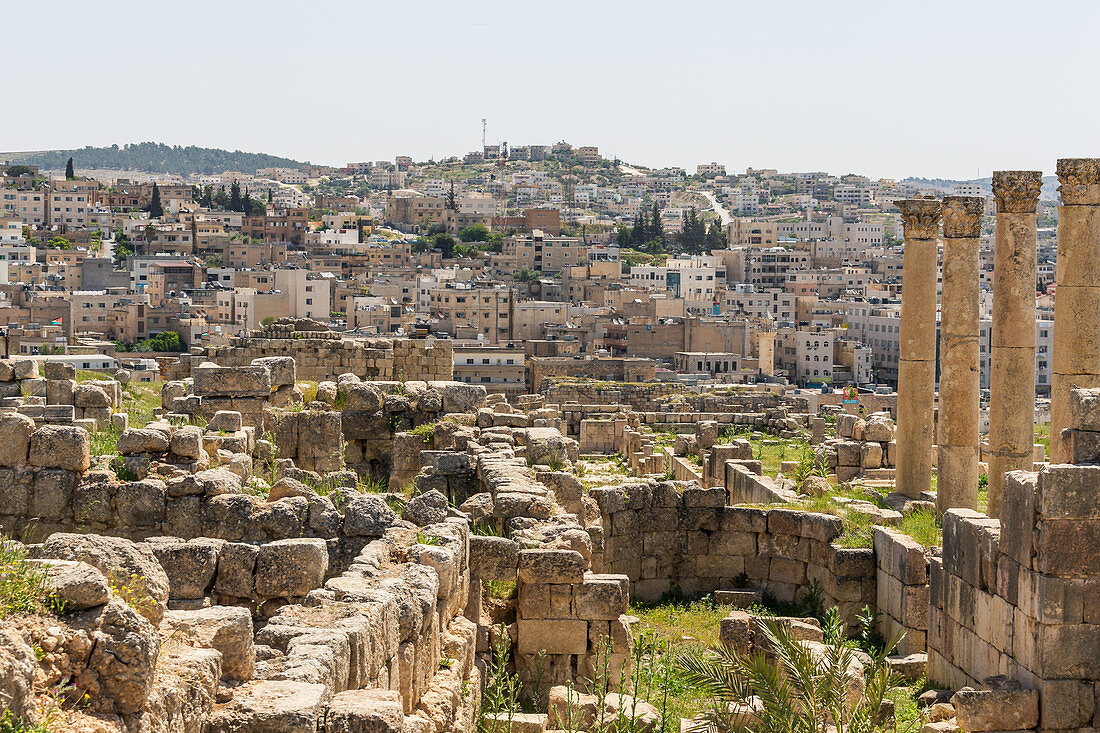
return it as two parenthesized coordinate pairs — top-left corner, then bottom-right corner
(0, 542), (51, 618)
(677, 616), (902, 733)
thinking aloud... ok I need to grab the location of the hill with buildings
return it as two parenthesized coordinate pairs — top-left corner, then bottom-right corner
(3, 142), (306, 176)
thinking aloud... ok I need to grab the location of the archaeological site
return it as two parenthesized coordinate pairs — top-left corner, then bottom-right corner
(5, 161), (1100, 733)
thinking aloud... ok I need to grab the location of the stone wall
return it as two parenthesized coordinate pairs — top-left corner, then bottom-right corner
(588, 487), (876, 623)
(873, 527), (931, 655)
(173, 334), (453, 383)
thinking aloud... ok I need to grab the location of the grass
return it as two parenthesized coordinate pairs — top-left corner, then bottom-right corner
(1035, 421), (1050, 459)
(0, 541), (54, 618)
(121, 381), (161, 426)
(89, 426), (120, 457)
(898, 509), (942, 547)
(630, 596), (727, 723)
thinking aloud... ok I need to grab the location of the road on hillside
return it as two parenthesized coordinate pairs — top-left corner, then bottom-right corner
(699, 190), (732, 225)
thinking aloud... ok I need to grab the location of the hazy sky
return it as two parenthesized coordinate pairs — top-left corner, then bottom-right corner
(7, 0), (1098, 179)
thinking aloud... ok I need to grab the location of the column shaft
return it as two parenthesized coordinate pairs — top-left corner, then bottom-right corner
(1051, 159), (1100, 463)
(937, 196), (983, 512)
(988, 171), (1042, 517)
(895, 198), (942, 499)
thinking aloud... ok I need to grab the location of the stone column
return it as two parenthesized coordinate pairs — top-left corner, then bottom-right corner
(987, 171), (1042, 516)
(1050, 159), (1100, 463)
(895, 197), (942, 499)
(937, 196), (984, 512)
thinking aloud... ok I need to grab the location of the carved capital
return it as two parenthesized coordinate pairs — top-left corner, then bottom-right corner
(942, 196), (985, 238)
(1057, 158), (1100, 206)
(897, 197), (943, 240)
(992, 170), (1042, 214)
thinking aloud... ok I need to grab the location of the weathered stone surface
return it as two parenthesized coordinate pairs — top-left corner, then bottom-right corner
(163, 605), (255, 681)
(325, 688), (404, 733)
(0, 412), (34, 467)
(150, 538), (222, 599)
(118, 427), (171, 454)
(38, 533), (170, 624)
(0, 627), (37, 722)
(194, 362), (272, 397)
(170, 425), (205, 458)
(37, 559), (111, 611)
(28, 425), (90, 471)
(952, 687), (1038, 732)
(518, 549), (586, 584)
(255, 538), (329, 598)
(402, 490), (449, 526)
(89, 599), (160, 714)
(207, 680), (329, 733)
(469, 535), (519, 580)
(342, 495), (398, 537)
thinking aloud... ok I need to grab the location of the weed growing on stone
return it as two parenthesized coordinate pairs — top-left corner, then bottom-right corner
(0, 542), (51, 618)
(89, 426), (120, 457)
(107, 570), (156, 619)
(407, 422), (436, 443)
(479, 624), (522, 733)
(897, 509), (941, 548)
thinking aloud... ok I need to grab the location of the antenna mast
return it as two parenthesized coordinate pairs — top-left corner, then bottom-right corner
(482, 119), (487, 151)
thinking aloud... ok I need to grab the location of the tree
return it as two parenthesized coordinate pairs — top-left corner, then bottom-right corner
(65, 157), (75, 180)
(706, 219), (727, 250)
(513, 267), (539, 283)
(616, 226), (633, 247)
(650, 201), (664, 243)
(445, 181), (458, 210)
(213, 186), (229, 208)
(149, 183), (164, 218)
(200, 185), (214, 208)
(631, 210), (648, 246)
(430, 232), (456, 258)
(229, 181), (242, 212)
(4, 165), (34, 178)
(459, 224), (490, 242)
(245, 197), (266, 216)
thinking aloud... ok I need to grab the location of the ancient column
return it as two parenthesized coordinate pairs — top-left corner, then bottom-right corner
(937, 196), (984, 512)
(895, 197), (942, 499)
(987, 171), (1042, 516)
(1050, 159), (1100, 463)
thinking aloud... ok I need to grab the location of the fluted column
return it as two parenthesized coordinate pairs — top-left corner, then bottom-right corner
(937, 196), (984, 512)
(895, 197), (942, 499)
(988, 171), (1042, 516)
(1050, 159), (1100, 463)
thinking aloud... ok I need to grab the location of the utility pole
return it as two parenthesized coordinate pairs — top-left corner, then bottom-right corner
(481, 119), (487, 152)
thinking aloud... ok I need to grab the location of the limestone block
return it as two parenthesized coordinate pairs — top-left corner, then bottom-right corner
(325, 689), (404, 733)
(209, 410), (244, 433)
(28, 425), (90, 471)
(518, 549), (586, 584)
(150, 538), (223, 599)
(193, 362), (271, 397)
(44, 361), (75, 380)
(573, 574), (629, 620)
(215, 542), (259, 599)
(952, 686), (1037, 732)
(118, 427), (171, 454)
(73, 383), (111, 408)
(252, 357), (296, 387)
(835, 441), (862, 467)
(207, 680), (328, 733)
(13, 360), (38, 380)
(255, 538), (329, 598)
(163, 605), (255, 681)
(517, 619), (588, 655)
(0, 412), (34, 467)
(469, 536), (519, 581)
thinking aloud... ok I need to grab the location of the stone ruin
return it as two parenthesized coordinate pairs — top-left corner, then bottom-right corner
(5, 162), (1100, 733)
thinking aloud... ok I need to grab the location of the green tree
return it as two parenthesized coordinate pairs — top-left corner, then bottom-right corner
(149, 183), (164, 218)
(200, 185), (214, 208)
(706, 219), (727, 250)
(229, 181), (242, 212)
(650, 201), (664, 243)
(631, 210), (648, 245)
(213, 186), (229, 209)
(3, 165), (34, 178)
(459, 224), (490, 242)
(431, 232), (456, 258)
(245, 196), (266, 216)
(65, 157), (75, 180)
(513, 267), (539, 283)
(445, 181), (458, 210)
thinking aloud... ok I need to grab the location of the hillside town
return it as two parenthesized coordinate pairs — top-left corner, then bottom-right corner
(0, 144), (1059, 405)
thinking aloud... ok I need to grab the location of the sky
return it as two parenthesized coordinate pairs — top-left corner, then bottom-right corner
(5, 0), (1098, 180)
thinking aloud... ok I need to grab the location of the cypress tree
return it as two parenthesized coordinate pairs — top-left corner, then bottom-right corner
(65, 157), (75, 180)
(149, 183), (164, 218)
(229, 181), (242, 212)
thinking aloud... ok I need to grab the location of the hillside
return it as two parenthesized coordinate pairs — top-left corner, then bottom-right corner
(7, 142), (306, 176)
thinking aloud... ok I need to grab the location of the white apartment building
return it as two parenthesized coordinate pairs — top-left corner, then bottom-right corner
(979, 319), (1053, 393)
(697, 162), (726, 177)
(834, 185), (875, 206)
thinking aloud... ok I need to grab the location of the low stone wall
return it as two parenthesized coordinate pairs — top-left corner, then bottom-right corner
(171, 333), (453, 383)
(873, 527), (930, 655)
(588, 487), (876, 622)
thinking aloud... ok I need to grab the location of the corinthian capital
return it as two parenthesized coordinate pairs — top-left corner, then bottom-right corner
(897, 197), (943, 240)
(1057, 158), (1100, 206)
(992, 171), (1042, 214)
(942, 196), (984, 238)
